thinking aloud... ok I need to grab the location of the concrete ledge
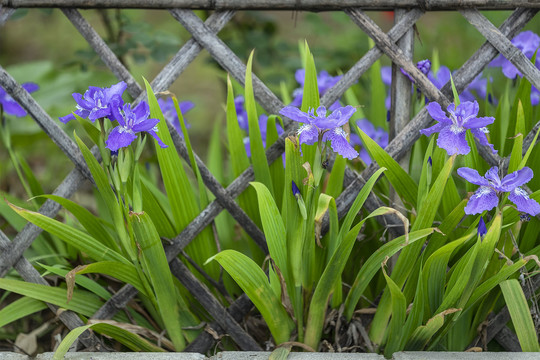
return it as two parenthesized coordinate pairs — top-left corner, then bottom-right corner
(35, 353), (206, 360)
(393, 352), (540, 360)
(210, 352), (385, 359)
(11, 351), (539, 359)
(0, 353), (29, 360)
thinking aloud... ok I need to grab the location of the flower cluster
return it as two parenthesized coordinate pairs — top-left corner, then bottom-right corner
(0, 83), (39, 117)
(420, 100), (496, 156)
(279, 104), (358, 160)
(458, 166), (540, 216)
(419, 30), (540, 218)
(59, 81), (168, 152)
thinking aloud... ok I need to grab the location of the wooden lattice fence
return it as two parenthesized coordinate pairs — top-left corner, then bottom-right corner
(1, 1), (540, 353)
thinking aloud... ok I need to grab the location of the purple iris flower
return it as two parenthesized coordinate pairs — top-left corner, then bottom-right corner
(59, 81), (127, 123)
(478, 216), (487, 238)
(420, 100), (496, 156)
(490, 31), (540, 79)
(350, 119), (389, 165)
(234, 95), (249, 131)
(458, 166), (540, 215)
(400, 59), (431, 83)
(531, 86), (540, 106)
(0, 83), (38, 117)
(279, 105), (358, 160)
(105, 99), (167, 151)
(290, 69), (342, 111)
(158, 97), (194, 136)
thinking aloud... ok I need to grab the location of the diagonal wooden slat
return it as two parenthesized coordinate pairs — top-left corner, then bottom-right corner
(62, 8), (142, 97)
(460, 9), (540, 91)
(0, 5), (15, 25)
(346, 8), (450, 108)
(169, 258), (263, 351)
(321, 8), (424, 109)
(135, 10), (236, 105)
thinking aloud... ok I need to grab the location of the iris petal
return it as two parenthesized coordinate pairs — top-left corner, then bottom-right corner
(470, 128), (497, 154)
(279, 106), (312, 124)
(105, 127), (137, 151)
(325, 128), (358, 160)
(133, 117), (159, 132)
(147, 129), (168, 149)
(464, 186), (498, 215)
(500, 167), (534, 191)
(508, 187), (540, 215)
(426, 102), (452, 125)
(436, 127), (470, 155)
(298, 124), (318, 146)
(3, 101), (27, 117)
(457, 167), (490, 186)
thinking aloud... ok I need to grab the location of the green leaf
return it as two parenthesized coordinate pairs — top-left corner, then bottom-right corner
(38, 194), (120, 253)
(0, 278), (126, 321)
(369, 155), (455, 344)
(369, 38), (387, 129)
(500, 279), (540, 351)
(450, 73), (460, 107)
(343, 228), (435, 320)
(325, 154), (346, 199)
(226, 75), (261, 235)
(246, 51), (274, 195)
(508, 101), (525, 173)
(250, 182), (290, 290)
(356, 125), (418, 209)
(305, 205), (394, 350)
(144, 78), (218, 279)
(74, 132), (131, 258)
(38, 263), (111, 300)
(423, 232), (472, 315)
(0, 297), (47, 328)
(8, 202), (130, 265)
(405, 309), (460, 350)
(207, 249), (294, 344)
(300, 41), (320, 112)
(53, 322), (165, 359)
(172, 95), (209, 207)
(69, 261), (149, 297)
(339, 168), (386, 240)
(131, 211), (186, 351)
(383, 263), (407, 358)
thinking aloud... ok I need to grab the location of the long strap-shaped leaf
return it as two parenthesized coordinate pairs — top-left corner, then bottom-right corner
(500, 279), (540, 352)
(131, 211), (186, 351)
(53, 322), (165, 360)
(207, 249), (295, 344)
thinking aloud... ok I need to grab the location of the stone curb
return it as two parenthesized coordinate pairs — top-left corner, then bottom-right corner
(2, 352), (539, 360)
